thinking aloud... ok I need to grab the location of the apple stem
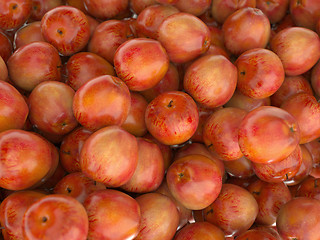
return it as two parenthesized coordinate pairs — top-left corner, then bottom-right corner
(42, 216), (48, 223)
(167, 100), (173, 108)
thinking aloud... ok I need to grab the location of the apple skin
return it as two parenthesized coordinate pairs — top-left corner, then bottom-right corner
(0, 56), (8, 81)
(184, 54), (237, 108)
(130, 0), (157, 14)
(65, 52), (115, 91)
(155, 180), (193, 231)
(0, 129), (53, 191)
(311, 60), (320, 97)
(224, 89), (271, 112)
(22, 194), (89, 240)
(222, 7), (271, 56)
(252, 145), (303, 183)
(73, 75), (131, 131)
(238, 106), (300, 164)
(41, 6), (91, 56)
(83, 0), (129, 20)
(203, 107), (247, 161)
(83, 189), (140, 240)
(0, 32), (12, 62)
(174, 0), (212, 16)
(271, 75), (313, 107)
(174, 222), (225, 240)
(145, 91), (199, 146)
(121, 92), (148, 137)
(14, 21), (45, 50)
(7, 41), (61, 92)
(235, 48), (285, 99)
(289, 0), (320, 30)
(157, 12), (211, 63)
(0, 81), (29, 133)
(0, 0), (32, 31)
(80, 125), (138, 188)
(236, 229), (279, 240)
(136, 4), (179, 39)
(28, 81), (78, 136)
(0, 190), (46, 240)
(270, 27), (320, 76)
(203, 183), (259, 238)
(224, 156), (255, 179)
(135, 192), (179, 240)
(53, 172), (106, 204)
(166, 154), (222, 210)
(114, 38), (169, 91)
(121, 137), (165, 193)
(88, 19), (134, 64)
(247, 179), (292, 226)
(281, 92), (320, 144)
(276, 197), (320, 240)
(304, 139), (320, 178)
(256, 0), (289, 24)
(211, 0), (256, 24)
(30, 0), (63, 21)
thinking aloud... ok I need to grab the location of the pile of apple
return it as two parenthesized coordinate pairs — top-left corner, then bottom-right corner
(1, 0), (320, 239)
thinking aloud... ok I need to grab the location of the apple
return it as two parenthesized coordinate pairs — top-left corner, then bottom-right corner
(184, 54), (237, 108)
(130, 0), (157, 14)
(238, 106), (300, 164)
(166, 154), (222, 210)
(222, 7), (271, 56)
(0, 80), (28, 132)
(83, 0), (129, 20)
(0, 32), (12, 62)
(224, 156), (255, 179)
(30, 0), (63, 21)
(0, 0), (32, 31)
(256, 0), (289, 24)
(114, 38), (169, 91)
(157, 12), (211, 63)
(145, 91), (199, 145)
(13, 21), (45, 50)
(0, 56), (8, 81)
(22, 194), (89, 240)
(0, 129), (53, 191)
(235, 48), (285, 99)
(174, 0), (212, 16)
(289, 0), (320, 30)
(41, 6), (91, 56)
(174, 222), (225, 240)
(28, 81), (78, 136)
(135, 192), (179, 240)
(7, 41), (62, 92)
(236, 229), (279, 240)
(270, 27), (320, 76)
(73, 75), (131, 131)
(65, 52), (115, 91)
(88, 20), (135, 64)
(80, 125), (138, 187)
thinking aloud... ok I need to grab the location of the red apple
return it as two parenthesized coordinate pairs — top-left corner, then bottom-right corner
(83, 0), (129, 20)
(0, 190), (46, 240)
(203, 107), (247, 161)
(14, 21), (45, 50)
(80, 125), (138, 187)
(184, 54), (237, 108)
(174, 222), (225, 240)
(166, 154), (222, 210)
(0, 32), (12, 62)
(238, 106), (300, 164)
(28, 81), (78, 136)
(157, 12), (211, 63)
(289, 0), (320, 30)
(22, 194), (88, 240)
(222, 7), (271, 56)
(270, 27), (320, 76)
(73, 75), (131, 131)
(256, 0), (289, 23)
(130, 0), (157, 14)
(114, 38), (169, 91)
(0, 81), (28, 132)
(236, 229), (279, 240)
(0, 56), (7, 81)
(41, 6), (90, 56)
(65, 52), (115, 91)
(135, 192), (179, 240)
(7, 41), (61, 92)
(235, 48), (285, 99)
(174, 0), (212, 16)
(0, 130), (53, 190)
(145, 91), (199, 145)
(224, 156), (255, 179)
(0, 0), (32, 31)
(30, 0), (63, 21)
(121, 137), (165, 193)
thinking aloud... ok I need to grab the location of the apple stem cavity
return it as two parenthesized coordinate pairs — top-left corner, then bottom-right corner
(167, 100), (173, 108)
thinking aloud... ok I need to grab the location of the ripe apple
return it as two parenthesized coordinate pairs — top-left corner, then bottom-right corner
(114, 38), (169, 91)
(256, 0), (289, 24)
(30, 0), (63, 21)
(22, 194), (88, 240)
(7, 41), (61, 92)
(41, 6), (91, 56)
(238, 106), (300, 164)
(174, 0), (212, 16)
(145, 91), (199, 145)
(224, 156), (255, 179)
(166, 154), (222, 210)
(83, 0), (129, 20)
(80, 125), (138, 187)
(14, 21), (45, 49)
